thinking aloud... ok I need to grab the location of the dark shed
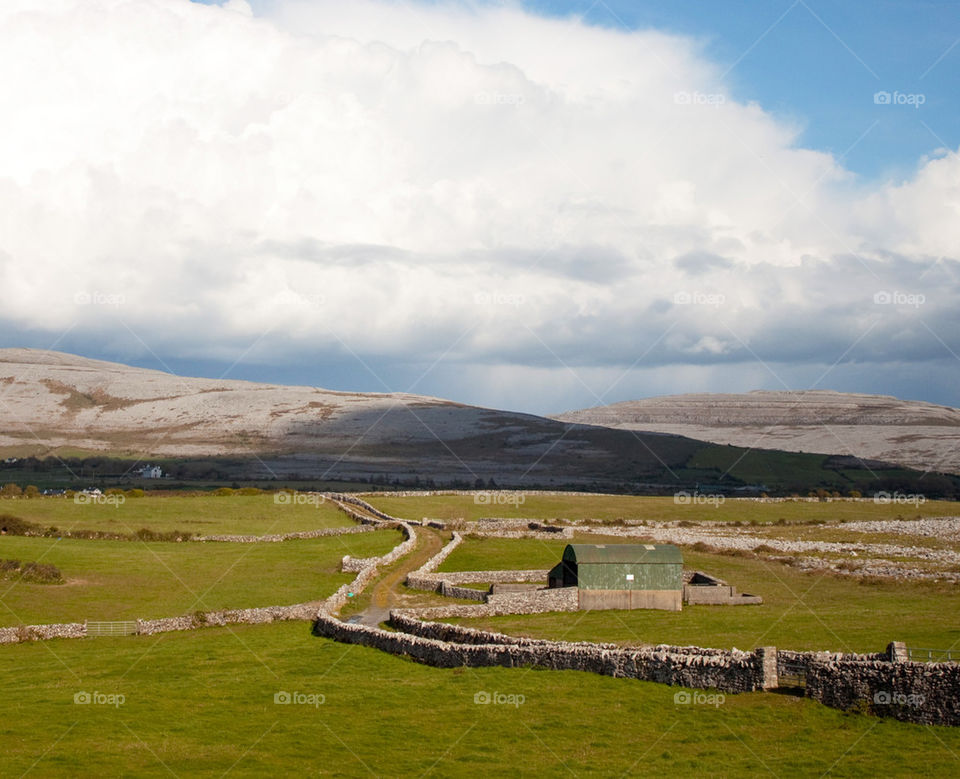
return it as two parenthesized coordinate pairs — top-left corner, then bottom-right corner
(549, 543), (683, 611)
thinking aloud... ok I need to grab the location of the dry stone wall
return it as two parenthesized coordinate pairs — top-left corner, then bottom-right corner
(194, 525), (377, 543)
(357, 489), (611, 499)
(391, 586), (578, 620)
(806, 658), (960, 726)
(328, 494), (412, 524)
(325, 522), (419, 614)
(312, 610), (774, 693)
(0, 622), (86, 644)
(0, 602), (323, 645)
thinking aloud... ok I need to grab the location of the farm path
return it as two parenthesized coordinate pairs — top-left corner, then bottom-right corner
(353, 526), (445, 627)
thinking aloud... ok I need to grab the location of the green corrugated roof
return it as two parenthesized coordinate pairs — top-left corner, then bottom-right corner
(562, 543), (683, 565)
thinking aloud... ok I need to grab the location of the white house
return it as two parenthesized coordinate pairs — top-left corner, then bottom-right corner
(137, 465), (163, 479)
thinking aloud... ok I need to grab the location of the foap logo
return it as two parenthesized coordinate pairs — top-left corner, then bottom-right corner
(673, 690), (725, 707)
(74, 492), (126, 508)
(74, 691), (125, 708)
(73, 290), (125, 308)
(873, 290), (925, 308)
(873, 91), (925, 108)
(674, 491), (725, 508)
(673, 290), (725, 308)
(474, 690), (525, 708)
(274, 290), (325, 308)
(274, 690), (325, 708)
(474, 491), (526, 507)
(274, 491), (326, 508)
(874, 690), (925, 707)
(873, 491), (926, 507)
(673, 91), (725, 107)
(475, 91), (525, 106)
(473, 291), (526, 307)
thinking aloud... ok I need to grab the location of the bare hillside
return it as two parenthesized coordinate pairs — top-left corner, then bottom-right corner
(0, 349), (701, 487)
(554, 391), (960, 475)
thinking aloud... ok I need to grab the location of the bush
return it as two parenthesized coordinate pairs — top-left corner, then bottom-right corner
(125, 489), (145, 498)
(20, 562), (64, 584)
(235, 487), (263, 496)
(0, 514), (41, 535)
(0, 559), (64, 584)
(0, 483), (22, 498)
(212, 487), (235, 496)
(191, 610), (210, 627)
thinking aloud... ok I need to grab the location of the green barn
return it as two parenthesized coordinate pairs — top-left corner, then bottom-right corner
(548, 543), (683, 611)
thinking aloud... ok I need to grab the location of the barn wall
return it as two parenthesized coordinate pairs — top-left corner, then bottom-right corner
(578, 562), (682, 591)
(579, 589), (682, 611)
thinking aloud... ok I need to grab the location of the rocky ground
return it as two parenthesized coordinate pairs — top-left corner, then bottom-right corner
(571, 517), (960, 583)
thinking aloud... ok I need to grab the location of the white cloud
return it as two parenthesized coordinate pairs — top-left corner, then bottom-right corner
(0, 0), (957, 407)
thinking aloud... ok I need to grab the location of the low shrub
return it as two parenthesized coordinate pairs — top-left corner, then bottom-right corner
(0, 514), (41, 535)
(0, 559), (64, 584)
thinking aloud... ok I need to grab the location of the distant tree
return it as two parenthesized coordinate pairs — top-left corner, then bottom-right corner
(23, 485), (39, 498)
(1, 483), (22, 498)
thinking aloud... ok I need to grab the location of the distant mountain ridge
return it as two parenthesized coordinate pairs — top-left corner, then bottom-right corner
(553, 391), (960, 475)
(0, 348), (702, 488)
(2, 350), (954, 490)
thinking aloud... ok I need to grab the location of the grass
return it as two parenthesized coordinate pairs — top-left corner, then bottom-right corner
(0, 530), (399, 626)
(0, 494), (354, 536)
(1, 622), (958, 777)
(438, 535), (569, 572)
(367, 493), (960, 525)
(440, 538), (960, 652)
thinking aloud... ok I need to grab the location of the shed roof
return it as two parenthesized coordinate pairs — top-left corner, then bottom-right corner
(562, 543), (683, 565)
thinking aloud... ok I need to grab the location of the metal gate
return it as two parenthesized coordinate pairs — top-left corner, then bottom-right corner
(86, 621), (138, 637)
(906, 647), (957, 662)
(777, 659), (807, 687)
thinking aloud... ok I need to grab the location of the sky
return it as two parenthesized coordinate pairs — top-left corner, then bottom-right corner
(0, 0), (958, 415)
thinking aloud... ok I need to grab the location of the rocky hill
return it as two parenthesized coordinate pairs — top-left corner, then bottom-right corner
(0, 349), (702, 488)
(554, 391), (960, 475)
(3, 350), (953, 491)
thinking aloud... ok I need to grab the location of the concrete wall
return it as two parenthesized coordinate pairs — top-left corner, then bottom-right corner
(684, 585), (763, 605)
(579, 589), (682, 612)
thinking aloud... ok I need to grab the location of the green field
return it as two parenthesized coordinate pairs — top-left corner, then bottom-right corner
(436, 536), (960, 653)
(0, 493), (353, 536)
(1, 622), (958, 777)
(368, 493), (960, 525)
(0, 530), (399, 626)
(3, 493), (958, 775)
